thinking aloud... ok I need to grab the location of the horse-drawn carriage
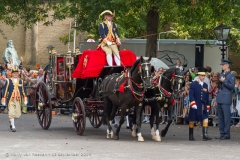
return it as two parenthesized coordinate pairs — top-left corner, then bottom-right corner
(36, 47), (184, 141)
(35, 49), (137, 135)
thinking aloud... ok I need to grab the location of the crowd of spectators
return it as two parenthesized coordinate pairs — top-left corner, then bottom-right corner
(0, 63), (45, 114)
(142, 60), (240, 127)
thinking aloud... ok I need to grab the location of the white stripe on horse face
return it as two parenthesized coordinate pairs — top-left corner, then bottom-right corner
(145, 65), (149, 78)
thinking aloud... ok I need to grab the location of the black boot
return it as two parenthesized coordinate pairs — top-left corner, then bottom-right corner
(189, 128), (195, 141)
(202, 127), (212, 141)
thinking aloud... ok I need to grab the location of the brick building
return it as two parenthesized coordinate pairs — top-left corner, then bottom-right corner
(0, 18), (87, 69)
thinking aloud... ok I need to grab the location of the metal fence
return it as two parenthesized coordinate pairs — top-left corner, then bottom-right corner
(143, 95), (240, 125)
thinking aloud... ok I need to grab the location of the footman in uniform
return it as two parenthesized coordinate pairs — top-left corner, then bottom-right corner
(98, 10), (121, 66)
(215, 59), (235, 140)
(1, 67), (28, 132)
(188, 68), (212, 141)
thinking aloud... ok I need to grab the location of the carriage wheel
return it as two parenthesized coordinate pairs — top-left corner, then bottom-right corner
(35, 82), (52, 130)
(89, 108), (103, 128)
(72, 97), (86, 135)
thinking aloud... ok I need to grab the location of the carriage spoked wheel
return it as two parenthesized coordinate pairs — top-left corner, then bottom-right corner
(35, 82), (52, 130)
(72, 97), (86, 135)
(88, 108), (103, 128)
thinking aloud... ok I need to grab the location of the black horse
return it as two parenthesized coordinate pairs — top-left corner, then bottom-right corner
(141, 67), (184, 141)
(100, 56), (152, 141)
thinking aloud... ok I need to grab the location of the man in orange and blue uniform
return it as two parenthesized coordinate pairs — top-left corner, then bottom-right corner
(98, 10), (121, 66)
(188, 67), (212, 141)
(1, 67), (27, 132)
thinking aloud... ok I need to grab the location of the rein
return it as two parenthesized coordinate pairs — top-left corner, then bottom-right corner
(152, 75), (172, 97)
(149, 70), (183, 104)
(100, 61), (150, 102)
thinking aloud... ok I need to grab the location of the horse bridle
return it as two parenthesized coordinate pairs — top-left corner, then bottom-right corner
(138, 62), (151, 89)
(160, 71), (184, 97)
(171, 75), (184, 98)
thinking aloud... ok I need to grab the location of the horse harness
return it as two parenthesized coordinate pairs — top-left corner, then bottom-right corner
(147, 71), (184, 103)
(99, 62), (151, 102)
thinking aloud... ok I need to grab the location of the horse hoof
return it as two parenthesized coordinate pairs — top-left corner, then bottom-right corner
(155, 136), (161, 142)
(152, 135), (156, 140)
(107, 134), (111, 139)
(111, 133), (114, 139)
(161, 130), (167, 137)
(132, 132), (137, 137)
(114, 135), (119, 140)
(138, 136), (144, 142)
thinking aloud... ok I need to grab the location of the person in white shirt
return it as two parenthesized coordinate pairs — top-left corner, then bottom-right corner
(29, 69), (45, 106)
(176, 60), (183, 71)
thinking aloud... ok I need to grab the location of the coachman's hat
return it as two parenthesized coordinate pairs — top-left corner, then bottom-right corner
(99, 10), (114, 18)
(12, 66), (19, 73)
(197, 67), (206, 76)
(220, 59), (231, 65)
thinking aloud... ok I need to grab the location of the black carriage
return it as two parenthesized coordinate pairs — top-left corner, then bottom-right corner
(35, 50), (134, 135)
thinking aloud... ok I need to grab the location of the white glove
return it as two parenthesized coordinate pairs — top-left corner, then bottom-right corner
(191, 105), (197, 109)
(24, 96), (28, 105)
(1, 97), (6, 106)
(107, 41), (112, 46)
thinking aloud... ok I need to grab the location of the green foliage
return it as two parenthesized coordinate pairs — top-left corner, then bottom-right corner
(59, 29), (79, 45)
(1, 0), (240, 55)
(0, 0), (51, 28)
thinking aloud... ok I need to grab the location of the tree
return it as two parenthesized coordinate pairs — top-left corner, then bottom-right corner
(1, 0), (240, 56)
(173, 0), (240, 57)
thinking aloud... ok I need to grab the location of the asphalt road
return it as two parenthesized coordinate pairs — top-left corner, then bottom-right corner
(0, 113), (239, 160)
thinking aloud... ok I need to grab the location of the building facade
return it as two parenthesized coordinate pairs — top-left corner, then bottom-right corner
(0, 18), (87, 69)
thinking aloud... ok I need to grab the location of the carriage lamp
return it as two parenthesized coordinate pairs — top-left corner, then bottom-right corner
(66, 55), (74, 81)
(75, 48), (80, 54)
(214, 24), (230, 59)
(47, 45), (54, 62)
(47, 45), (54, 54)
(52, 49), (57, 54)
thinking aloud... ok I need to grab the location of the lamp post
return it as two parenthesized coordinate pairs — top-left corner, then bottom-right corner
(214, 24), (230, 59)
(47, 44), (54, 62)
(157, 31), (176, 58)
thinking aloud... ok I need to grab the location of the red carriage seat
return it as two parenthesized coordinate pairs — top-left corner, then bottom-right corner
(72, 50), (106, 79)
(72, 49), (137, 79)
(119, 50), (137, 66)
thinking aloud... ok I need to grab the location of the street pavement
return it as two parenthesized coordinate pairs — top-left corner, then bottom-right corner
(0, 113), (239, 160)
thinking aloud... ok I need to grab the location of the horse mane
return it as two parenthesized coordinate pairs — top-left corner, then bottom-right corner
(129, 58), (141, 77)
(160, 67), (176, 90)
(162, 67), (176, 77)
